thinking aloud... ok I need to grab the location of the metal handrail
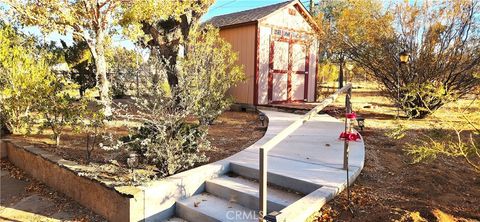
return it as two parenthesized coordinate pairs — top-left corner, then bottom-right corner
(259, 83), (353, 221)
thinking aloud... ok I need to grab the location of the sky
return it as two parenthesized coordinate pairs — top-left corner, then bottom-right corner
(203, 0), (311, 21)
(6, 0), (402, 49)
(7, 0), (308, 50)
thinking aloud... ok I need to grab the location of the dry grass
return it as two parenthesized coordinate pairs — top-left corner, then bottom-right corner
(312, 83), (480, 222)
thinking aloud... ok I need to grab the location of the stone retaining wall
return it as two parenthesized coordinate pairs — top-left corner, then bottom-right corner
(0, 139), (144, 222)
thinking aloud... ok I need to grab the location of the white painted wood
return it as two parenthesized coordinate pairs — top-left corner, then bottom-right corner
(291, 73), (305, 100)
(273, 42), (289, 70)
(308, 40), (318, 101)
(291, 44), (306, 72)
(272, 73), (288, 102)
(260, 4), (314, 33)
(258, 26), (271, 105)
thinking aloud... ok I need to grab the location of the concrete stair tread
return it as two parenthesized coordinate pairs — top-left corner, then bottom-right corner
(206, 175), (302, 210)
(176, 193), (257, 222)
(230, 153), (359, 192)
(163, 217), (189, 222)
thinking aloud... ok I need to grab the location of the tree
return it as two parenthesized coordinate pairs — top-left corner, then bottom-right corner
(0, 23), (53, 133)
(121, 0), (215, 93)
(315, 0), (350, 88)
(334, 0), (480, 118)
(106, 47), (141, 98)
(6, 0), (129, 117)
(115, 62), (210, 177)
(38, 78), (89, 147)
(61, 39), (97, 97)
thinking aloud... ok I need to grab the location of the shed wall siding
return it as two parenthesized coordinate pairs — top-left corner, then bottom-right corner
(220, 24), (256, 104)
(260, 5), (314, 33)
(258, 26), (271, 105)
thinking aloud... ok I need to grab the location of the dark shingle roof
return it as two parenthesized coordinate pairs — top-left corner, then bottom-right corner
(206, 1), (293, 28)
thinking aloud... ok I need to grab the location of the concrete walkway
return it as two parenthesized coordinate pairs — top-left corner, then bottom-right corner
(153, 109), (365, 222)
(222, 109), (364, 192)
(0, 166), (104, 222)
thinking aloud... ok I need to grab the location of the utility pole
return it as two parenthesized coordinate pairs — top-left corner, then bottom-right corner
(310, 0), (314, 12)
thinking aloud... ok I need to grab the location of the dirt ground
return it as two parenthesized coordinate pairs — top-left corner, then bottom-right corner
(0, 160), (105, 222)
(313, 84), (480, 222)
(5, 110), (266, 186)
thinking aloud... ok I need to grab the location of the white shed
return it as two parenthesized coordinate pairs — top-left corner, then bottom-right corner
(207, 0), (319, 106)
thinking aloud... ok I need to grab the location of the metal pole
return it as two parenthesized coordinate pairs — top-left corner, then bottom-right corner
(343, 87), (351, 170)
(343, 86), (353, 214)
(397, 64), (400, 118)
(259, 147), (267, 222)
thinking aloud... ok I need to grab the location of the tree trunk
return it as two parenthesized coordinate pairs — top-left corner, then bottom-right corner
(55, 134), (61, 147)
(338, 58), (344, 88)
(94, 32), (112, 117)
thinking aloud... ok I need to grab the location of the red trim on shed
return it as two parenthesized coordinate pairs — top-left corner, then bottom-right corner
(254, 22), (259, 105)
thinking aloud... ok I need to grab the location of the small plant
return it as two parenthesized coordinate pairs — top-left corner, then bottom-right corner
(385, 120), (407, 140)
(83, 111), (106, 163)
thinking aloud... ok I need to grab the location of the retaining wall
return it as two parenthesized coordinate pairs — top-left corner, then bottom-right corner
(0, 139), (144, 222)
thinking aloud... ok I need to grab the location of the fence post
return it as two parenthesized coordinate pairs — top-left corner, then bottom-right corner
(259, 147), (267, 222)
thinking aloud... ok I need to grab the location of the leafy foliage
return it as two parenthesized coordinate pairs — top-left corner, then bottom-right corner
(106, 47), (141, 98)
(37, 79), (90, 147)
(6, 0), (130, 116)
(316, 0), (480, 118)
(0, 24), (53, 133)
(125, 0), (215, 91)
(180, 25), (245, 125)
(117, 75), (210, 177)
(405, 95), (480, 172)
(61, 40), (96, 97)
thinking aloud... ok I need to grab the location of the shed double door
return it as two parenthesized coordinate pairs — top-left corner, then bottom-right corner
(268, 38), (309, 103)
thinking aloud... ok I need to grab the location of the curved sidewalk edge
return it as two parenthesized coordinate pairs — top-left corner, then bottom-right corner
(139, 109), (365, 222)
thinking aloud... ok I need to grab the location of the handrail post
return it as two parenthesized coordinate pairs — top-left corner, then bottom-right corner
(343, 87), (352, 170)
(259, 147), (267, 222)
(257, 84), (352, 222)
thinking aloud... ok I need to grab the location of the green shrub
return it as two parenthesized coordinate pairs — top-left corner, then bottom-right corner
(117, 82), (210, 177)
(38, 79), (90, 147)
(0, 24), (54, 133)
(180, 25), (245, 125)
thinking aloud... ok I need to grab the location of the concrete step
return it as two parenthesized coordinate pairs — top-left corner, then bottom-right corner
(163, 217), (189, 222)
(230, 161), (322, 194)
(176, 193), (258, 222)
(205, 175), (303, 212)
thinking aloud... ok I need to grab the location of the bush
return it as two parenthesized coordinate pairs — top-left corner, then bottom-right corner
(180, 25), (245, 125)
(0, 24), (54, 133)
(82, 110), (107, 163)
(405, 93), (480, 172)
(117, 78), (210, 177)
(38, 79), (90, 147)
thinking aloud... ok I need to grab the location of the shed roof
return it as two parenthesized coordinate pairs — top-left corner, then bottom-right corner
(206, 1), (293, 28)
